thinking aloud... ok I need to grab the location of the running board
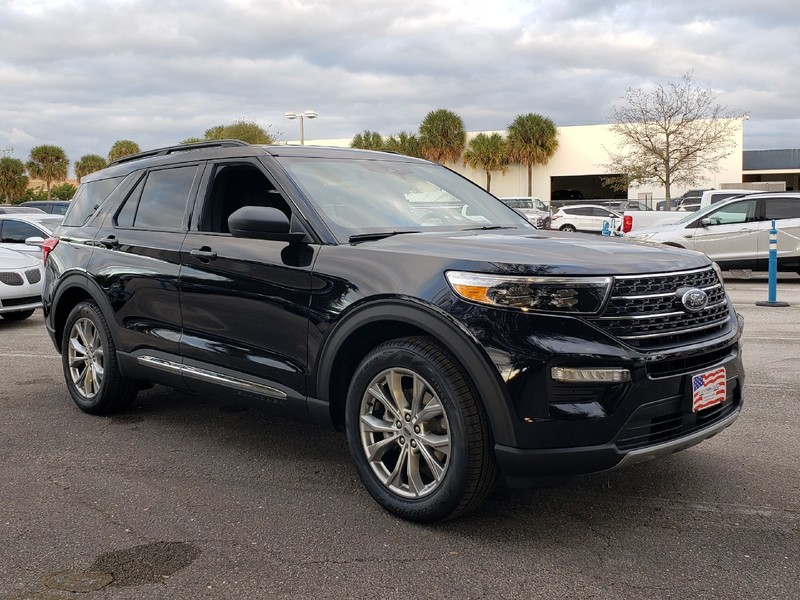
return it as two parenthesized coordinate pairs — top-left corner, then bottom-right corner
(137, 355), (288, 400)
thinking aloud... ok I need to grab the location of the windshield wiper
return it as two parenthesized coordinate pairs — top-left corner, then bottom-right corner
(463, 225), (514, 231)
(348, 230), (421, 244)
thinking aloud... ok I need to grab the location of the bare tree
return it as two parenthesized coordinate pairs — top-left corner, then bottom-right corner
(603, 73), (743, 207)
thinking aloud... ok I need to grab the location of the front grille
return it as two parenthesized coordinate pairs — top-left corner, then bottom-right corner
(589, 267), (731, 350)
(647, 346), (735, 378)
(616, 379), (740, 451)
(25, 268), (41, 284)
(0, 272), (24, 286)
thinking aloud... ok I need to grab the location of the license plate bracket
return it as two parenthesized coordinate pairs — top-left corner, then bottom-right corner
(692, 367), (727, 412)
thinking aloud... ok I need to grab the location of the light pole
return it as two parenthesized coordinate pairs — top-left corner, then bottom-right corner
(284, 110), (318, 145)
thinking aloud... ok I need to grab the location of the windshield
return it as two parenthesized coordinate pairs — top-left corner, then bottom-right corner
(277, 156), (531, 242)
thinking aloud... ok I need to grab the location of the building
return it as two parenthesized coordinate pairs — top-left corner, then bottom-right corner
(303, 120), (748, 205)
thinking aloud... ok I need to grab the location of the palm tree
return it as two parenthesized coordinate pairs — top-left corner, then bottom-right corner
(108, 140), (141, 163)
(74, 154), (108, 183)
(26, 145), (69, 200)
(462, 133), (509, 192)
(419, 108), (466, 165)
(506, 113), (559, 196)
(384, 131), (423, 158)
(350, 130), (385, 150)
(0, 157), (29, 202)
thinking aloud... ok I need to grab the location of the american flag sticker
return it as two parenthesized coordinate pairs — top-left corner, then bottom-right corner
(692, 367), (727, 412)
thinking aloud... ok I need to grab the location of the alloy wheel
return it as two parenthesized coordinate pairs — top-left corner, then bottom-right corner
(67, 317), (105, 398)
(358, 367), (451, 498)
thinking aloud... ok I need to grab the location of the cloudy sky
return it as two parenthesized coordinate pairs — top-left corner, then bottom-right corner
(2, 0), (798, 175)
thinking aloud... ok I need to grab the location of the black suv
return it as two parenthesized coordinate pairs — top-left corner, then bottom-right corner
(43, 141), (744, 522)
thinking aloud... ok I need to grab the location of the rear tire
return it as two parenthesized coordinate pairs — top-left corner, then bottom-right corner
(345, 336), (496, 523)
(61, 301), (137, 414)
(1, 309), (35, 321)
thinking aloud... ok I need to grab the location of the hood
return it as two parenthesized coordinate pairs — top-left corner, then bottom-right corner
(356, 228), (708, 275)
(628, 221), (689, 237)
(0, 247), (41, 269)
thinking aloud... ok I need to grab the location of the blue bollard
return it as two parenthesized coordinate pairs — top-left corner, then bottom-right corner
(755, 219), (790, 307)
(602, 220), (610, 236)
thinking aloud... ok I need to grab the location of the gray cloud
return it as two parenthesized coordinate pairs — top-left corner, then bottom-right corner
(1, 0), (798, 175)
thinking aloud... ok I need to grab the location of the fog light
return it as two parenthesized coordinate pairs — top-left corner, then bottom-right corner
(551, 367), (631, 383)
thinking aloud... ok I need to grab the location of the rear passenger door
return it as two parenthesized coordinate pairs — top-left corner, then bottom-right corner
(88, 163), (202, 359)
(762, 196), (800, 271)
(178, 159), (316, 418)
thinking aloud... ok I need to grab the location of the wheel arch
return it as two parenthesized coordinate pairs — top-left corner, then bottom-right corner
(314, 299), (516, 446)
(49, 273), (117, 353)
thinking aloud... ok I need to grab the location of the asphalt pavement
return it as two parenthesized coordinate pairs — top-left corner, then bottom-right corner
(0, 272), (798, 599)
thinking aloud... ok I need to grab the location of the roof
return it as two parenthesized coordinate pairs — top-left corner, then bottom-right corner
(85, 141), (425, 184)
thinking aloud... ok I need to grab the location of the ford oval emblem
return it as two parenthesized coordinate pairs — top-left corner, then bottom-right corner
(679, 288), (708, 312)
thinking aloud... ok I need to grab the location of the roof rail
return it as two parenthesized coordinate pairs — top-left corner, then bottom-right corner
(108, 140), (250, 166)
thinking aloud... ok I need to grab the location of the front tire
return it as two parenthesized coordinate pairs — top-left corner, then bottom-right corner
(61, 301), (137, 414)
(560, 224), (577, 232)
(345, 336), (496, 523)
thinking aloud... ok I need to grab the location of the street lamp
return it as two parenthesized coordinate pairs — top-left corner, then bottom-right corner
(284, 110), (318, 145)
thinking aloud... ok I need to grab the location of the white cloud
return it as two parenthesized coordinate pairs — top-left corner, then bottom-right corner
(1, 0), (798, 174)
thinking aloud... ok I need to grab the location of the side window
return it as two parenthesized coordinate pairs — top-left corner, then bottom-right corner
(765, 198), (800, 220)
(199, 164), (290, 234)
(571, 207), (592, 216)
(706, 200), (757, 226)
(63, 176), (125, 226)
(115, 165), (198, 231)
(1, 220), (42, 243)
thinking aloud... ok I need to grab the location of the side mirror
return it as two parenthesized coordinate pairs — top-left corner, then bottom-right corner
(228, 206), (308, 243)
(25, 236), (45, 248)
(700, 218), (712, 228)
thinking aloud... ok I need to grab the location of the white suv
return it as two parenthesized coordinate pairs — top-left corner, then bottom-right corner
(550, 204), (622, 233)
(628, 193), (800, 272)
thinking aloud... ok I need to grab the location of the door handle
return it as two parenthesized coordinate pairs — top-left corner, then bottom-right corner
(190, 247), (217, 261)
(98, 235), (119, 249)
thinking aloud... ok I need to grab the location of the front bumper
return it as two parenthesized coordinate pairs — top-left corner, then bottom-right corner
(495, 380), (742, 487)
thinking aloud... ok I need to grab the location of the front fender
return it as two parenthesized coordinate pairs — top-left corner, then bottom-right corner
(313, 297), (517, 446)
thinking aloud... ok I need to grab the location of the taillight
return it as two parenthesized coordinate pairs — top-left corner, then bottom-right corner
(622, 215), (633, 233)
(42, 237), (59, 264)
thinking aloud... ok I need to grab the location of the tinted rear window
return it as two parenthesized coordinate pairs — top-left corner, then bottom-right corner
(64, 176), (125, 226)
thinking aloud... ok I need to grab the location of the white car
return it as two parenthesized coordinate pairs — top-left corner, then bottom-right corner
(0, 247), (44, 321)
(550, 204), (622, 233)
(499, 197), (550, 228)
(0, 213), (63, 257)
(627, 193), (800, 272)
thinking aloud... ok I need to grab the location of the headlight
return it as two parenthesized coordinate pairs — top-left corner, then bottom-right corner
(711, 261), (724, 282)
(445, 271), (612, 315)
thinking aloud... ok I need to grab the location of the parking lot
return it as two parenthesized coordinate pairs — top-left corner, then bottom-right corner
(1, 274), (798, 599)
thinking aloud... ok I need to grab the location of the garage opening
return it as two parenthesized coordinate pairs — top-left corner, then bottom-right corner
(550, 174), (625, 206)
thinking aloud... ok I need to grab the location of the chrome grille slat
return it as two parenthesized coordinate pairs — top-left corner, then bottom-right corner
(588, 266), (731, 349)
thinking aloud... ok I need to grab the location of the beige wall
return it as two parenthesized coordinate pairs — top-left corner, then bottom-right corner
(304, 119), (745, 203)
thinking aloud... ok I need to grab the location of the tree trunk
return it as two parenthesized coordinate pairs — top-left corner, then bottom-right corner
(486, 171), (491, 192)
(527, 164), (533, 196)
